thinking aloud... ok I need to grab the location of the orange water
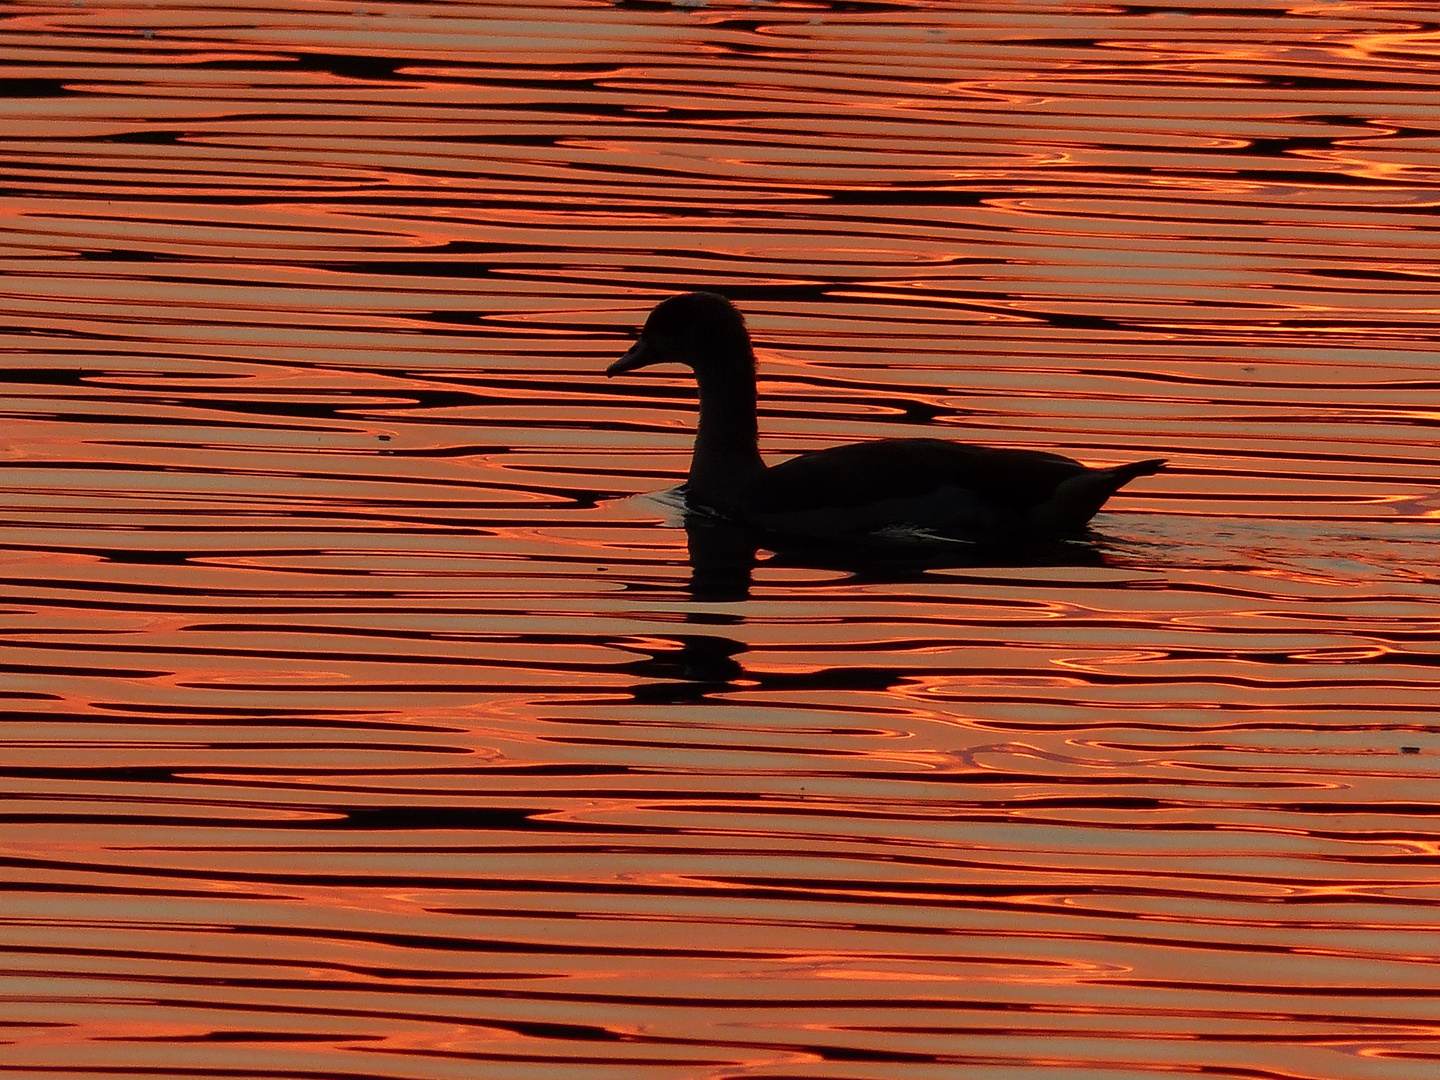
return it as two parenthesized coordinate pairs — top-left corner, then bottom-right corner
(3, 1), (1440, 1077)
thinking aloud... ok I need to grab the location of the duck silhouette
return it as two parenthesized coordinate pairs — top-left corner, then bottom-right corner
(608, 292), (1163, 543)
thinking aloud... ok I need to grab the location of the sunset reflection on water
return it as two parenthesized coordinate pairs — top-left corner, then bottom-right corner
(2, 1), (1440, 1077)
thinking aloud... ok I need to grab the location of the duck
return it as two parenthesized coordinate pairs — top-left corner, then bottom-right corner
(607, 292), (1164, 542)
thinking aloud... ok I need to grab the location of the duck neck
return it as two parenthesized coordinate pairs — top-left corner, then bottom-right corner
(688, 347), (766, 504)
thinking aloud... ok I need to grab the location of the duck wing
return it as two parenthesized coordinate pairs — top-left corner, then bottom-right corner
(743, 437), (1161, 538)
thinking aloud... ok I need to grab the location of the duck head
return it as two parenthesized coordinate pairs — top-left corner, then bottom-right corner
(605, 291), (766, 499)
(607, 292), (753, 379)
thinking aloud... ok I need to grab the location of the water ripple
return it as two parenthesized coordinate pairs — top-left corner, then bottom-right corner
(4, 1), (1440, 1078)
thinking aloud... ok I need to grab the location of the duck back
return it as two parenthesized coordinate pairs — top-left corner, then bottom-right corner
(730, 438), (1160, 540)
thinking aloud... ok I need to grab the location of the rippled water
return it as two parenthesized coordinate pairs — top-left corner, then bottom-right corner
(4, 0), (1440, 1076)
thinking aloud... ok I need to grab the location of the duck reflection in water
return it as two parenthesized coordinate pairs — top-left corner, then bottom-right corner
(681, 510), (1131, 601)
(608, 292), (1164, 599)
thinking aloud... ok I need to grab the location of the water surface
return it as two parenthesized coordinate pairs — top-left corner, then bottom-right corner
(3, 1), (1440, 1077)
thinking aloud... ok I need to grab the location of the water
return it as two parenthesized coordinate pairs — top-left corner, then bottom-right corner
(3, 0), (1440, 1077)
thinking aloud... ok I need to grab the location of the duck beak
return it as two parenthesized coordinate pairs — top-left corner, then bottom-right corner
(606, 336), (659, 376)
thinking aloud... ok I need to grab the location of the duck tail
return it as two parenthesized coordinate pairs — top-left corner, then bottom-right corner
(1031, 458), (1165, 535)
(1107, 458), (1167, 485)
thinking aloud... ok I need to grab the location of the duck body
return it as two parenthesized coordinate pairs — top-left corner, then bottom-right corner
(743, 437), (1163, 540)
(608, 292), (1163, 543)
